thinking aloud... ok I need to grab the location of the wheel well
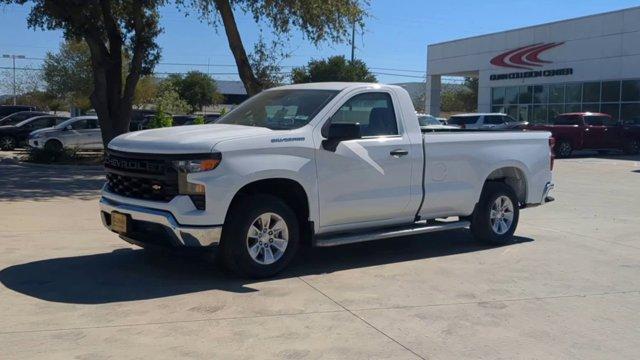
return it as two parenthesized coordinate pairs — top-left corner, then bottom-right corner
(485, 167), (527, 204)
(227, 178), (312, 244)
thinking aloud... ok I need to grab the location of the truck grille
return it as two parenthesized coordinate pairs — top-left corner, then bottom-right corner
(105, 172), (178, 202)
(104, 151), (178, 202)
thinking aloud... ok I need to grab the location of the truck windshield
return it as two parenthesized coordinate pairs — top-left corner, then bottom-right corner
(216, 89), (339, 130)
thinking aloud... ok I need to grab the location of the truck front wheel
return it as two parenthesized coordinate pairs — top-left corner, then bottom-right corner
(470, 182), (520, 245)
(220, 194), (299, 278)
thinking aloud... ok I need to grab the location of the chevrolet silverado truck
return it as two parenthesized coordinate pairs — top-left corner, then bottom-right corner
(527, 112), (640, 157)
(100, 83), (555, 278)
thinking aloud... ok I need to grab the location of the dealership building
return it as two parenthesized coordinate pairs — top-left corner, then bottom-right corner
(426, 6), (640, 124)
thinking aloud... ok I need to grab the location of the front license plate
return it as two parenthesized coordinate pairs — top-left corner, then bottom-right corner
(111, 212), (128, 234)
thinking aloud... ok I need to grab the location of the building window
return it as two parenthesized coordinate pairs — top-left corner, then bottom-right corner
(600, 103), (620, 121)
(518, 86), (532, 104)
(621, 103), (640, 124)
(533, 85), (547, 104)
(601, 81), (620, 102)
(566, 84), (582, 103)
(531, 105), (548, 124)
(548, 104), (564, 120)
(622, 80), (640, 102)
(505, 87), (519, 104)
(582, 82), (600, 103)
(491, 87), (505, 104)
(549, 84), (565, 103)
(582, 103), (600, 113)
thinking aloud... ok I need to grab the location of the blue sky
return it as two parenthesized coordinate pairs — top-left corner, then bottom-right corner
(0, 0), (638, 85)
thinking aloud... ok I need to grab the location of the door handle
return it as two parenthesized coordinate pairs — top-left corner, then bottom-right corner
(390, 149), (409, 157)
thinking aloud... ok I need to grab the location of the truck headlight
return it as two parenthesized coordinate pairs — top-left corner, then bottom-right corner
(172, 155), (221, 195)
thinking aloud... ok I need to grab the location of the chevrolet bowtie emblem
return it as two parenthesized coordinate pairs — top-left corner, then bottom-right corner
(152, 184), (162, 191)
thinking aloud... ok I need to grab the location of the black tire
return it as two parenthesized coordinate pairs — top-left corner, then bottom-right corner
(555, 140), (572, 158)
(220, 194), (299, 278)
(44, 139), (63, 152)
(0, 136), (16, 151)
(623, 139), (640, 155)
(470, 182), (520, 246)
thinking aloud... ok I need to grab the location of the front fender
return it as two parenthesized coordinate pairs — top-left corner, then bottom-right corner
(188, 150), (318, 225)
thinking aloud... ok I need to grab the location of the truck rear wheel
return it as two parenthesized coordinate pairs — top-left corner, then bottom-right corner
(220, 194), (299, 278)
(470, 182), (520, 246)
(0, 136), (16, 150)
(623, 139), (640, 155)
(555, 141), (572, 158)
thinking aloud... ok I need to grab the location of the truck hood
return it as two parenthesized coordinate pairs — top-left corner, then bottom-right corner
(108, 124), (274, 154)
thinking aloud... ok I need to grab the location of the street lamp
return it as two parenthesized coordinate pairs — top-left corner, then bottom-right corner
(2, 54), (26, 105)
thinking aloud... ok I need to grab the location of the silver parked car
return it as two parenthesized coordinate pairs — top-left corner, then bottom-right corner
(447, 113), (528, 130)
(417, 114), (460, 130)
(28, 116), (102, 151)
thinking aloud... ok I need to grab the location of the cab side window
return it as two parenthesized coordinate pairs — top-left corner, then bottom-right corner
(330, 92), (398, 137)
(484, 115), (504, 125)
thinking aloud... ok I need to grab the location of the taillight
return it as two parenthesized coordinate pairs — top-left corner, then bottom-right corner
(549, 136), (555, 171)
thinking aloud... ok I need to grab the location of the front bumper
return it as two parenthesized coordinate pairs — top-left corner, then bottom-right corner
(99, 197), (222, 248)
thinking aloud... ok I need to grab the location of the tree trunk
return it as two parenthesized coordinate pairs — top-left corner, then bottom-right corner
(215, 0), (261, 96)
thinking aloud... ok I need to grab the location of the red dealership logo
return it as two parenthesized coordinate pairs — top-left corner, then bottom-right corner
(490, 42), (564, 70)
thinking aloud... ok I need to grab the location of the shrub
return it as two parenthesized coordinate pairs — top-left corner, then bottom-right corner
(148, 109), (173, 128)
(26, 147), (81, 163)
(193, 115), (205, 125)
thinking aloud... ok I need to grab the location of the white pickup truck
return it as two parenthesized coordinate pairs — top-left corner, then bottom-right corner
(100, 82), (555, 278)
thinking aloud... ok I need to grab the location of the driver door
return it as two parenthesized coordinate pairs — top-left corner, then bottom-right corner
(315, 91), (414, 232)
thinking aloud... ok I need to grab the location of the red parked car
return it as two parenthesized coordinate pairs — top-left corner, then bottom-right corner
(527, 112), (640, 157)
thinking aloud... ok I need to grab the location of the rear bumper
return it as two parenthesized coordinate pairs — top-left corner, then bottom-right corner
(523, 182), (555, 208)
(99, 197), (222, 248)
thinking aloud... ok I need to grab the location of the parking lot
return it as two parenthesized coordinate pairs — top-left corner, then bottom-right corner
(0, 154), (639, 359)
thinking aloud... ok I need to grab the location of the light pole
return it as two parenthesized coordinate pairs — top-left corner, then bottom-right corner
(2, 54), (26, 105)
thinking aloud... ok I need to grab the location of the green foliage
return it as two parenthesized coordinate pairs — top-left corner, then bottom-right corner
(42, 40), (93, 110)
(133, 76), (159, 108)
(249, 35), (286, 89)
(148, 109), (173, 128)
(291, 55), (377, 83)
(181, 0), (368, 45)
(193, 116), (205, 125)
(26, 147), (80, 164)
(162, 71), (220, 112)
(219, 107), (227, 116)
(440, 78), (478, 113)
(155, 82), (190, 115)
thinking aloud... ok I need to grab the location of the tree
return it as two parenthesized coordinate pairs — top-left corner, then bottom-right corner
(440, 79), (478, 113)
(181, 0), (368, 95)
(291, 55), (377, 83)
(161, 71), (221, 112)
(155, 81), (190, 115)
(9, 0), (163, 145)
(133, 76), (159, 109)
(249, 36), (286, 89)
(0, 67), (44, 100)
(42, 40), (93, 111)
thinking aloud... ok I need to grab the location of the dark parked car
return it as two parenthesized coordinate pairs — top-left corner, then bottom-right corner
(129, 109), (156, 131)
(204, 113), (221, 123)
(172, 115), (198, 126)
(527, 112), (640, 157)
(0, 111), (49, 126)
(0, 105), (36, 119)
(0, 115), (69, 150)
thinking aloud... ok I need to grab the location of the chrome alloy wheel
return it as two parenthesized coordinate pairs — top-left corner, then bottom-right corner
(246, 212), (289, 265)
(490, 195), (514, 235)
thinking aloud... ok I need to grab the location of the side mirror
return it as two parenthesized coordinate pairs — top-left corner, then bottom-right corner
(65, 125), (72, 131)
(322, 123), (361, 151)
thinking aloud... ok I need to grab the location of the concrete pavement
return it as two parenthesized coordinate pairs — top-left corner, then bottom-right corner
(0, 154), (639, 359)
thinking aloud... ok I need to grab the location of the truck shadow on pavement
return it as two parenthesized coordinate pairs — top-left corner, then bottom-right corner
(0, 230), (532, 304)
(0, 164), (104, 201)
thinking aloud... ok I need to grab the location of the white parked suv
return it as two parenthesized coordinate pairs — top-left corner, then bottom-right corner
(448, 113), (527, 130)
(100, 83), (554, 278)
(29, 116), (102, 151)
